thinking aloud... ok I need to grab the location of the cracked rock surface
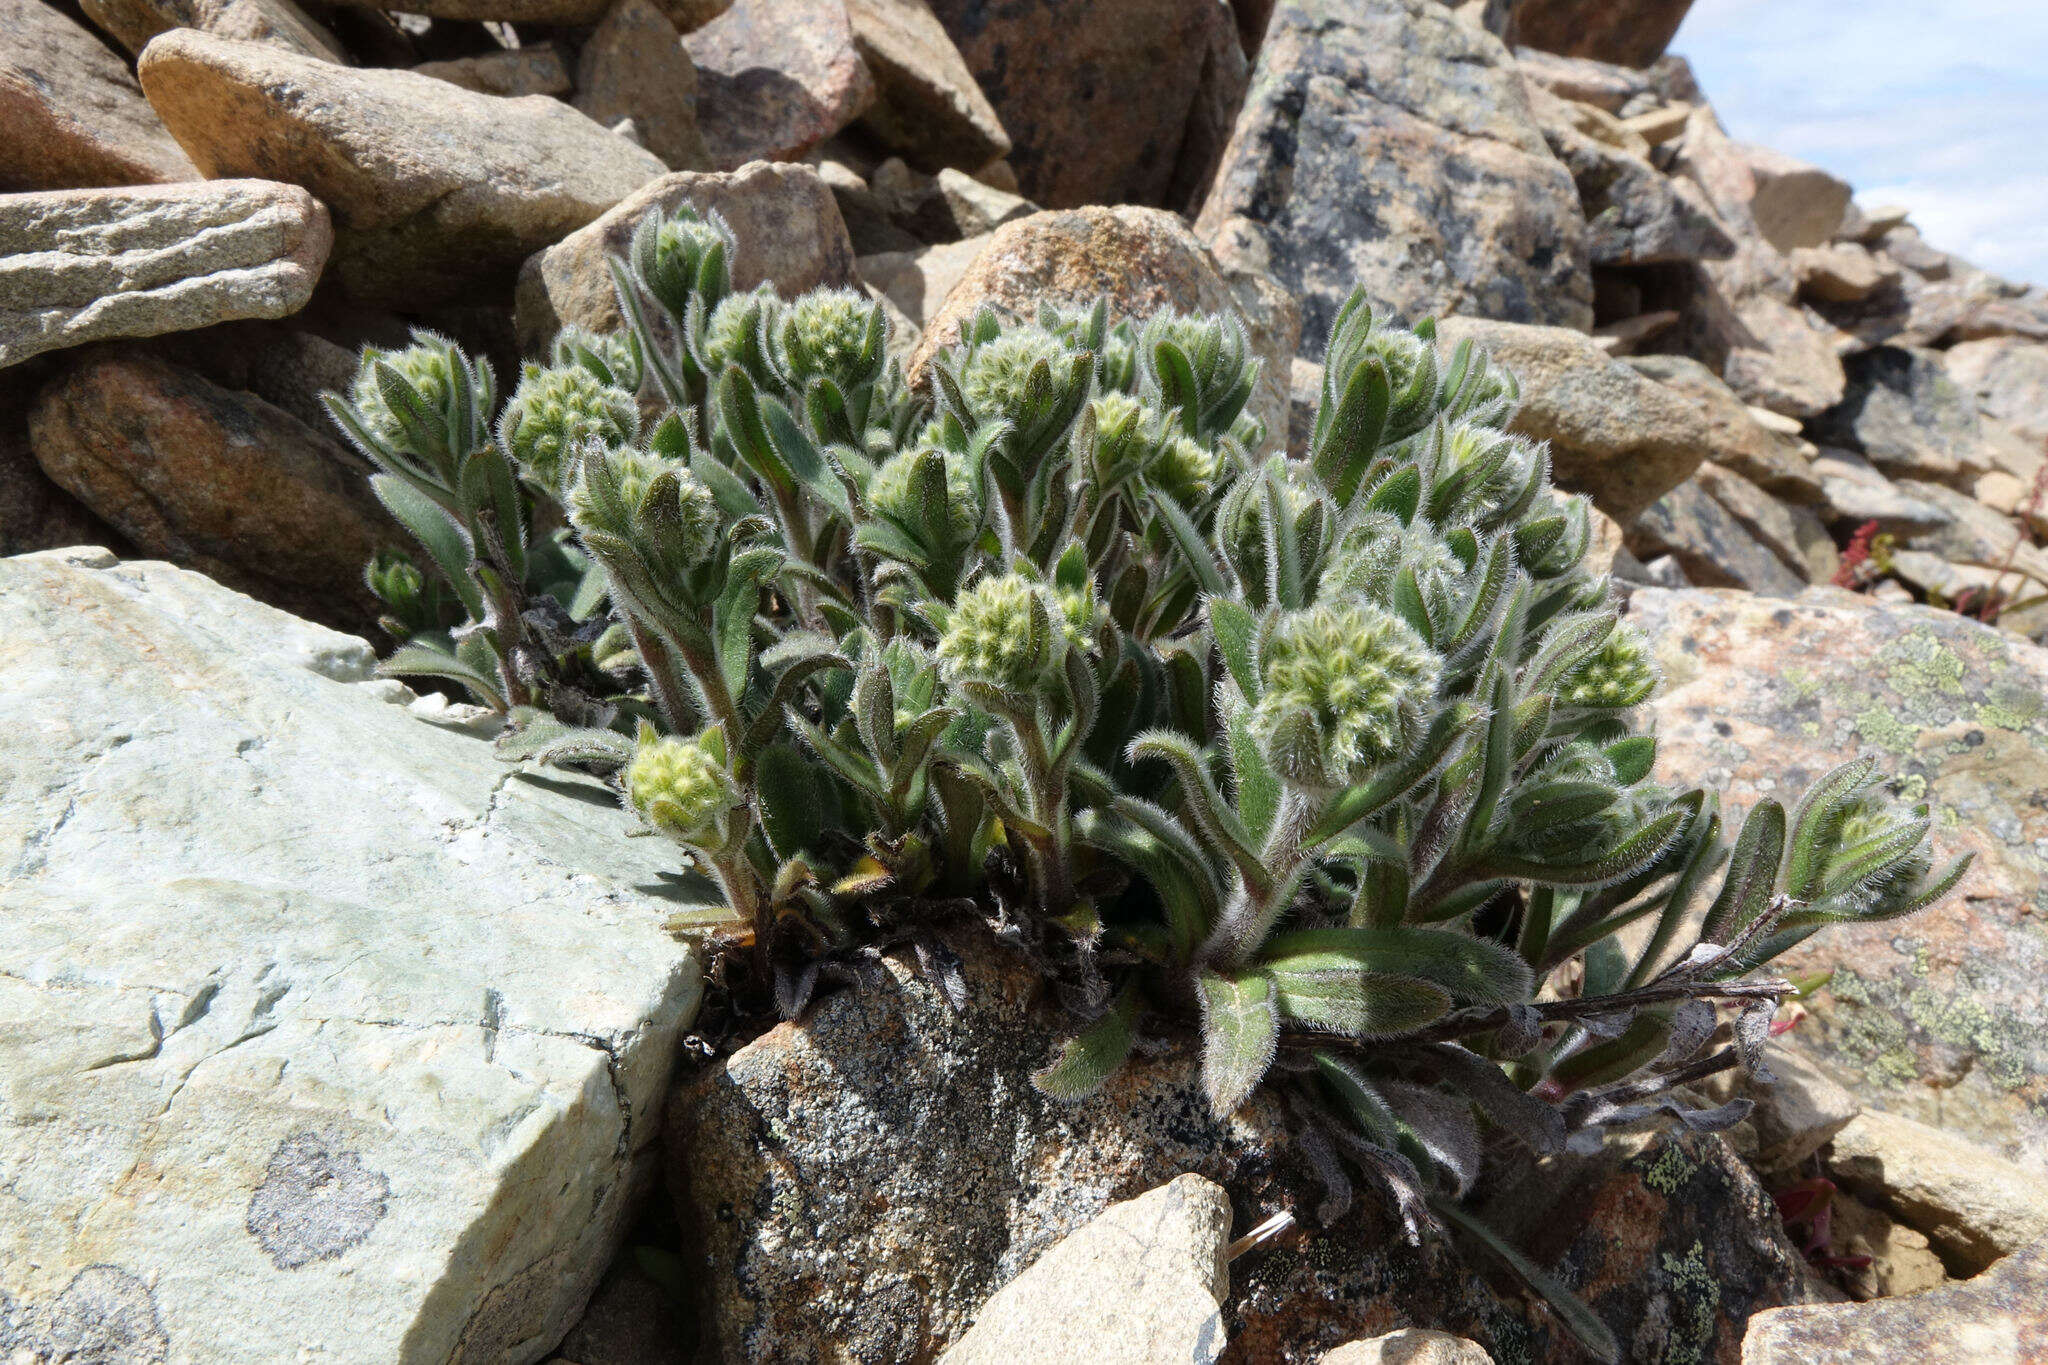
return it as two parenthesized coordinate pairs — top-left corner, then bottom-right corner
(0, 548), (702, 1365)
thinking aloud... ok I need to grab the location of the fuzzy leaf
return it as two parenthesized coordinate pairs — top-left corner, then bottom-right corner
(1033, 985), (1142, 1102)
(1197, 971), (1280, 1114)
(1270, 970), (1453, 1038)
(1262, 926), (1534, 1005)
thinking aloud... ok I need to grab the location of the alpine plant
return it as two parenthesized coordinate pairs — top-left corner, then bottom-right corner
(329, 204), (1968, 1361)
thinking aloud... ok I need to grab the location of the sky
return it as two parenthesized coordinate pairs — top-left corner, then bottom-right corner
(1672, 0), (2048, 287)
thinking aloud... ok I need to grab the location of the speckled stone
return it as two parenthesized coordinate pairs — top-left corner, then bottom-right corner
(0, 550), (703, 1365)
(1196, 0), (1591, 357)
(1632, 586), (2048, 1175)
(666, 929), (1821, 1363)
(1742, 1237), (2048, 1365)
(905, 207), (1294, 456)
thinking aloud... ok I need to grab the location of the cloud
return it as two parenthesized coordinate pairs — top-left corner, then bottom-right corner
(1673, 1), (2048, 284)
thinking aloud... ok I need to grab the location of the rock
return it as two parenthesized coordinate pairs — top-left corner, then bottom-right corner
(1943, 289), (2048, 346)
(1624, 354), (1824, 503)
(0, 180), (330, 369)
(1713, 291), (1847, 420)
(927, 0), (1243, 211)
(1474, 1127), (1838, 1365)
(548, 1252), (693, 1365)
(1878, 225), (1955, 279)
(0, 549), (703, 1364)
(1944, 338), (2048, 447)
(0, 0), (199, 192)
(1824, 1108), (2048, 1275)
(1594, 310), (1680, 355)
(1842, 203), (1912, 243)
(668, 925), (1809, 1364)
(138, 31), (666, 306)
(1812, 346), (1997, 483)
(1513, 49), (1652, 114)
(1808, 447), (1954, 536)
(514, 161), (857, 353)
(937, 1175), (1232, 1365)
(847, 0), (1011, 172)
(1823, 1190), (1950, 1301)
(1793, 243), (1898, 305)
(1630, 478), (1807, 596)
(909, 207), (1293, 455)
(864, 156), (971, 241)
(574, 0), (713, 171)
(1892, 478), (2048, 591)
(26, 350), (391, 629)
(682, 0), (875, 169)
(1621, 102), (1691, 146)
(414, 46), (574, 97)
(1504, 0), (1695, 68)
(652, 0), (730, 28)
(933, 168), (1036, 237)
(1733, 1042), (1860, 1174)
(859, 234), (989, 327)
(1694, 462), (1832, 584)
(1322, 1329), (1494, 1363)
(81, 0), (347, 62)
(1664, 107), (1847, 418)
(0, 367), (122, 557)
(1630, 586), (2048, 1175)
(1736, 143), (1854, 254)
(1522, 84), (1734, 268)
(1742, 1238), (2048, 1365)
(319, 0), (608, 22)
(1434, 317), (1707, 522)
(149, 318), (363, 433)
(1198, 0), (1591, 357)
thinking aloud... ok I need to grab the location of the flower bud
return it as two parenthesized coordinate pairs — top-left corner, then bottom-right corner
(345, 332), (487, 472)
(626, 733), (742, 846)
(773, 288), (883, 392)
(1557, 622), (1657, 710)
(937, 573), (1066, 698)
(1826, 790), (1935, 916)
(961, 327), (1073, 423)
(568, 447), (721, 563)
(638, 206), (734, 317)
(551, 325), (641, 392)
(696, 285), (776, 381)
(1150, 432), (1221, 507)
(1253, 601), (1442, 790)
(1215, 460), (1324, 605)
(499, 362), (639, 490)
(867, 445), (978, 543)
(1440, 421), (1542, 522)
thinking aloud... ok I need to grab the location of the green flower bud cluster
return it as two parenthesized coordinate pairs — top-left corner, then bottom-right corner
(773, 288), (883, 392)
(552, 325), (641, 392)
(1439, 421), (1542, 522)
(697, 286), (776, 381)
(1216, 460), (1327, 605)
(867, 444), (979, 543)
(1557, 622), (1657, 710)
(635, 206), (734, 318)
(960, 327), (1073, 422)
(627, 731), (742, 847)
(1252, 601), (1442, 789)
(1150, 432), (1221, 507)
(499, 362), (639, 490)
(568, 446), (721, 565)
(937, 573), (1067, 698)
